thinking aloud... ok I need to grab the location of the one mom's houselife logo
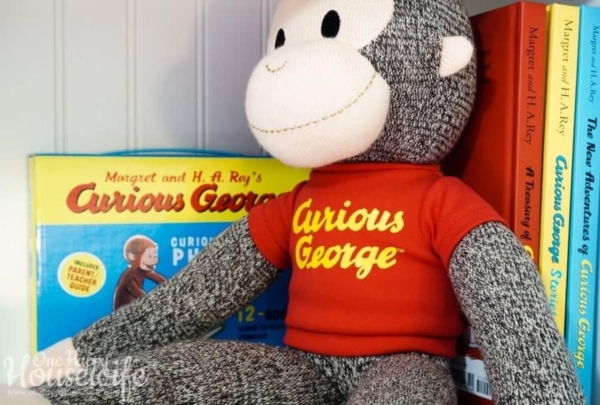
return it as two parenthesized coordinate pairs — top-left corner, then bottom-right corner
(293, 199), (404, 280)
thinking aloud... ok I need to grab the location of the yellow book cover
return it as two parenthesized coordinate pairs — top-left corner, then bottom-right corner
(29, 154), (309, 353)
(539, 4), (580, 335)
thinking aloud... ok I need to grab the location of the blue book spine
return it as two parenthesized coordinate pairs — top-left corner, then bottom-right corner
(565, 6), (600, 404)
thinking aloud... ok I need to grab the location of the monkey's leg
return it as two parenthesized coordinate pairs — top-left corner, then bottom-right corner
(345, 353), (456, 405)
(31, 340), (342, 405)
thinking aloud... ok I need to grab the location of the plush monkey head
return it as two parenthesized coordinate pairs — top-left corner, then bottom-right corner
(123, 236), (159, 272)
(246, 0), (475, 168)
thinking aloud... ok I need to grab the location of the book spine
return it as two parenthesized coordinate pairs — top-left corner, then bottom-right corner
(453, 7), (548, 405)
(565, 6), (600, 404)
(538, 4), (580, 336)
(513, 3), (547, 268)
(28, 157), (39, 355)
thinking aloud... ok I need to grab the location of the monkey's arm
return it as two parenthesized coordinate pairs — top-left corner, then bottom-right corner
(147, 271), (167, 284)
(72, 217), (279, 362)
(449, 222), (584, 404)
(124, 280), (146, 297)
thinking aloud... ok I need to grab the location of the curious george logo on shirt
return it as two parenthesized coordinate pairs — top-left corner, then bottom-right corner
(292, 198), (405, 279)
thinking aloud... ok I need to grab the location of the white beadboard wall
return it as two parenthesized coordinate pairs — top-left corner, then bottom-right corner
(0, 0), (278, 384)
(0, 0), (599, 384)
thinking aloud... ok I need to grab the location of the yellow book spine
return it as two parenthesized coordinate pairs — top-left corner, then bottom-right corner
(539, 4), (580, 335)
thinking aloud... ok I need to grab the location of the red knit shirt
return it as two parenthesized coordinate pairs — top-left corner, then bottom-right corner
(247, 162), (505, 357)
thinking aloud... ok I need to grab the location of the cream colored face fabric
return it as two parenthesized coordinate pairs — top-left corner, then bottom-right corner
(245, 1), (394, 168)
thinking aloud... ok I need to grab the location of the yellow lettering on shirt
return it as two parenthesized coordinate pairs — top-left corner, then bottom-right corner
(293, 199), (404, 234)
(292, 199), (404, 279)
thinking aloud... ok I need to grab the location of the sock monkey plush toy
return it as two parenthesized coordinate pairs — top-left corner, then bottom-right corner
(4, 0), (585, 404)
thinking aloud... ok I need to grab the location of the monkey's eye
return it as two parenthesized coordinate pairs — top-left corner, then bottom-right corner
(275, 29), (286, 49)
(321, 10), (340, 38)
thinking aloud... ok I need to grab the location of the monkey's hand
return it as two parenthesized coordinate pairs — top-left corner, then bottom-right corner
(148, 271), (167, 284)
(29, 217), (279, 384)
(449, 222), (584, 404)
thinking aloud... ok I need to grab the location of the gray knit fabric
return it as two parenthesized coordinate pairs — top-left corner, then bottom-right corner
(30, 341), (457, 405)
(294, 350), (383, 398)
(300, 351), (456, 404)
(34, 340), (341, 405)
(351, 0), (476, 164)
(346, 353), (456, 405)
(450, 222), (585, 404)
(72, 217), (280, 362)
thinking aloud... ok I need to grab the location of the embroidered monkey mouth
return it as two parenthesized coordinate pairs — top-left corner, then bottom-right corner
(266, 61), (288, 73)
(249, 71), (377, 134)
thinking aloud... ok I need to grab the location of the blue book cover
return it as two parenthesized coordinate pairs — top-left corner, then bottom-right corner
(29, 154), (309, 353)
(564, 6), (600, 404)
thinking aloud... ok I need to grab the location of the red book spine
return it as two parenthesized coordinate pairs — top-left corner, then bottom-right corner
(444, 6), (518, 226)
(445, 2), (547, 404)
(512, 3), (546, 268)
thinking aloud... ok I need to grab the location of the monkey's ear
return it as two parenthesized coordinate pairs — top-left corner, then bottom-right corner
(127, 252), (137, 262)
(439, 36), (474, 77)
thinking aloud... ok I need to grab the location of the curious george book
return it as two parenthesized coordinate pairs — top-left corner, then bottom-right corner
(29, 153), (308, 353)
(564, 5), (600, 403)
(538, 3), (580, 337)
